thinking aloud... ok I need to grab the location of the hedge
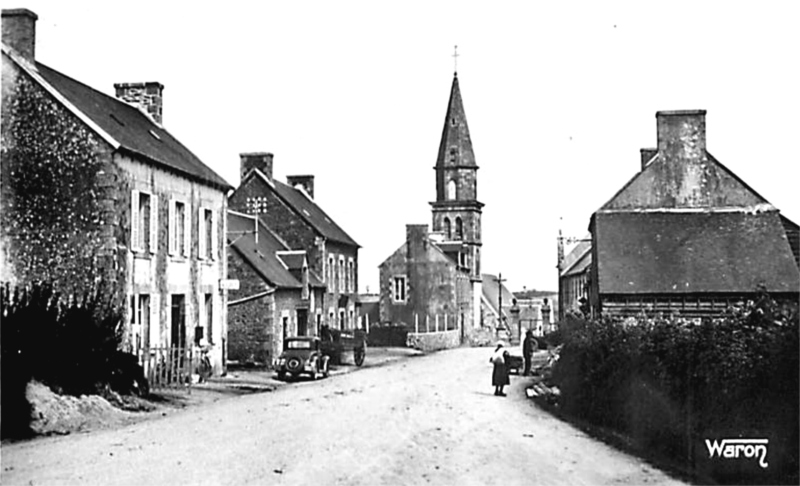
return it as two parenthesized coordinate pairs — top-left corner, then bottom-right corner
(550, 292), (798, 485)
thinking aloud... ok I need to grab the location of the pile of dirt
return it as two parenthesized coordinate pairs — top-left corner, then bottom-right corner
(25, 381), (146, 435)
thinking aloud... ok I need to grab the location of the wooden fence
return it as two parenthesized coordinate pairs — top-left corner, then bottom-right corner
(138, 346), (199, 390)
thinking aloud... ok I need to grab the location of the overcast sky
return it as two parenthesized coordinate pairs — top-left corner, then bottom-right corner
(18, 1), (800, 293)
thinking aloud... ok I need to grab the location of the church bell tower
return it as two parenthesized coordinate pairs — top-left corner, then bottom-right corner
(430, 72), (484, 283)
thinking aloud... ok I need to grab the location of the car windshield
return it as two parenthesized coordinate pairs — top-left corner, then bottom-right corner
(286, 340), (313, 349)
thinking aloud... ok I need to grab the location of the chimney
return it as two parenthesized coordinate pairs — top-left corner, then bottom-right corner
(240, 152), (274, 182)
(656, 110), (707, 162)
(287, 175), (315, 199)
(2, 9), (38, 61)
(639, 148), (657, 170)
(406, 224), (429, 259)
(114, 82), (164, 124)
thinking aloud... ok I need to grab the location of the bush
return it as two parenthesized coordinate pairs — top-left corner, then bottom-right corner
(549, 293), (799, 485)
(1, 282), (140, 439)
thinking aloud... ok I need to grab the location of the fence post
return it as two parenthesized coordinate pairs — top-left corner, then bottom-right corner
(426, 315), (429, 333)
(415, 313), (419, 334)
(445, 314), (448, 331)
(435, 314), (439, 333)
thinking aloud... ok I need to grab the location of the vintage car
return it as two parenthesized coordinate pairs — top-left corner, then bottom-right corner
(275, 337), (330, 380)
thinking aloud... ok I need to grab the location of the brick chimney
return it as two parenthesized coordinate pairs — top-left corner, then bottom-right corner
(406, 224), (429, 259)
(240, 152), (274, 182)
(640, 148), (657, 170)
(2, 9), (38, 61)
(656, 110), (707, 162)
(287, 175), (315, 199)
(114, 82), (164, 124)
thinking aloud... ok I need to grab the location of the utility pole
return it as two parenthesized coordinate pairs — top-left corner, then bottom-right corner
(494, 273), (506, 329)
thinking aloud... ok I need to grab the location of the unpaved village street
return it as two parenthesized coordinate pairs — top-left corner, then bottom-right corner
(2, 347), (685, 486)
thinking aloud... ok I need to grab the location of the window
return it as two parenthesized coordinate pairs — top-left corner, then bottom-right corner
(199, 208), (214, 260)
(444, 217), (451, 240)
(348, 259), (355, 293)
(338, 256), (345, 293)
(447, 180), (457, 200)
(129, 294), (150, 353)
(393, 276), (407, 303)
(455, 217), (463, 240)
(169, 200), (188, 257)
(131, 190), (158, 253)
(449, 146), (457, 163)
(328, 255), (335, 293)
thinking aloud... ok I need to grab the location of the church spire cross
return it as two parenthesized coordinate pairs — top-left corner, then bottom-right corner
(452, 45), (459, 74)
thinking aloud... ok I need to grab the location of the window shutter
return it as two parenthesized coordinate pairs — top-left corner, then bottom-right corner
(168, 199), (176, 256)
(150, 194), (158, 254)
(211, 210), (218, 260)
(183, 203), (191, 257)
(131, 190), (140, 252)
(198, 207), (206, 260)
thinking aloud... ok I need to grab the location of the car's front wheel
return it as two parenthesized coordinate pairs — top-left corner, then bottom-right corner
(321, 356), (330, 378)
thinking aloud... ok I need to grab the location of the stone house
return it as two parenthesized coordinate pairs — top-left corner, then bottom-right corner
(228, 153), (360, 331)
(226, 211), (325, 366)
(1, 9), (232, 373)
(557, 237), (591, 320)
(587, 110), (799, 317)
(379, 73), (496, 345)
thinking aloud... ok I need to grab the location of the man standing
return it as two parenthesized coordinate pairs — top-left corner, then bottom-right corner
(522, 330), (535, 376)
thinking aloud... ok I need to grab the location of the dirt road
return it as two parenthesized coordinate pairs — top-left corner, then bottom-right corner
(2, 347), (685, 485)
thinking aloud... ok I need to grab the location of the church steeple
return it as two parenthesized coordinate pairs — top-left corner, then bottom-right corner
(430, 72), (483, 281)
(435, 74), (478, 201)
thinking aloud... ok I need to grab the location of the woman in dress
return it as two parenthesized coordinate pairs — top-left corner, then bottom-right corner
(490, 341), (510, 396)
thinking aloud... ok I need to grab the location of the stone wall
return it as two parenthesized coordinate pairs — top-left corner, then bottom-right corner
(406, 329), (460, 352)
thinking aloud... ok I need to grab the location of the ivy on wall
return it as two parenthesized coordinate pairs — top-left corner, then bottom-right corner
(1, 72), (125, 315)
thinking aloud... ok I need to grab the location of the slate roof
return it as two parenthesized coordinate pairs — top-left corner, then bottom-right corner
(436, 74), (476, 168)
(562, 249), (591, 278)
(594, 210), (800, 294)
(482, 274), (516, 315)
(252, 172), (358, 247)
(30, 60), (231, 190)
(276, 251), (325, 288)
(228, 212), (301, 289)
(560, 237), (591, 277)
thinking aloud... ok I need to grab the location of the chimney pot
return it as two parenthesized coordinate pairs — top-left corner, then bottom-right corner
(2, 9), (38, 61)
(240, 152), (274, 182)
(114, 82), (164, 124)
(639, 148), (657, 170)
(656, 110), (707, 162)
(287, 175), (315, 199)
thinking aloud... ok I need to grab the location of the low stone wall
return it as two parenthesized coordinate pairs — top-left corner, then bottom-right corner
(406, 330), (460, 352)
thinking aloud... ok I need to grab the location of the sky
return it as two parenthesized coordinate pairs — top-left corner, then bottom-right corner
(14, 1), (800, 294)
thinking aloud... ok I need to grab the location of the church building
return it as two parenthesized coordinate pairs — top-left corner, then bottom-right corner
(378, 72), (496, 345)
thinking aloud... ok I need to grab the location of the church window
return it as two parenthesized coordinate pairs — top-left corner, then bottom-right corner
(449, 147), (457, 163)
(447, 180), (457, 200)
(455, 217), (463, 240)
(451, 117), (457, 127)
(444, 218), (451, 240)
(393, 276), (407, 303)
